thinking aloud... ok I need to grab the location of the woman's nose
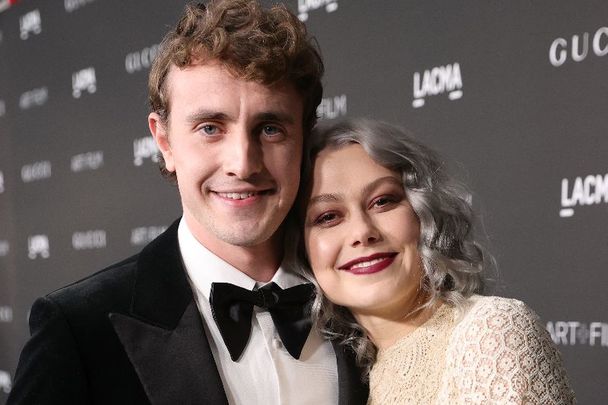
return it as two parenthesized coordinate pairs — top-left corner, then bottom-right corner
(349, 213), (381, 247)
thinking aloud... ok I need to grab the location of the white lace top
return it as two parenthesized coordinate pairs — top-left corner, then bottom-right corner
(369, 295), (575, 404)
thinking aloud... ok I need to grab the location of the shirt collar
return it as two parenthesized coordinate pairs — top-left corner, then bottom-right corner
(178, 217), (307, 300)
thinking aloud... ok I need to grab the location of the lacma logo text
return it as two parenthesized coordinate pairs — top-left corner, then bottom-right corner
(317, 94), (347, 120)
(28, 234), (50, 259)
(412, 63), (463, 108)
(0, 170), (4, 193)
(20, 9), (41, 40)
(547, 321), (608, 347)
(297, 0), (338, 21)
(72, 67), (97, 98)
(133, 137), (159, 166)
(0, 99), (5, 117)
(549, 26), (608, 67)
(560, 173), (608, 217)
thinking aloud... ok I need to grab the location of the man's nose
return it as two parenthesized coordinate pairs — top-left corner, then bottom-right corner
(223, 130), (263, 179)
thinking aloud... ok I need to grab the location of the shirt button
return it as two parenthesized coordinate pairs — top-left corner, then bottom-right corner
(273, 338), (283, 349)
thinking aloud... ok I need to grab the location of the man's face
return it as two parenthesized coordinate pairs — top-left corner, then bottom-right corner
(149, 61), (304, 257)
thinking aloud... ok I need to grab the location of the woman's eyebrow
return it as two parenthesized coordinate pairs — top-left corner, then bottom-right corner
(360, 176), (402, 196)
(307, 176), (401, 208)
(307, 193), (342, 208)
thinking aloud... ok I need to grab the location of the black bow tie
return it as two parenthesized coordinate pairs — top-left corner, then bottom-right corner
(209, 282), (315, 361)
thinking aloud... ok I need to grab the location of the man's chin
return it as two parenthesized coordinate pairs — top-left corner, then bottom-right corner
(218, 233), (271, 248)
(214, 223), (279, 248)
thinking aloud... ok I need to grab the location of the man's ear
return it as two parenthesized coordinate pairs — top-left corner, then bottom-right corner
(148, 112), (175, 172)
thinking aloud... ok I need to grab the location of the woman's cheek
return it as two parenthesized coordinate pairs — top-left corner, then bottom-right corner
(310, 233), (339, 271)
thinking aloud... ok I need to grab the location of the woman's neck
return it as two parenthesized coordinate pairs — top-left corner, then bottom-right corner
(353, 291), (439, 350)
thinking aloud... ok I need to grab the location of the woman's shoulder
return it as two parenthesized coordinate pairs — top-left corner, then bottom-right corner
(457, 295), (538, 327)
(442, 295), (576, 404)
(452, 294), (548, 350)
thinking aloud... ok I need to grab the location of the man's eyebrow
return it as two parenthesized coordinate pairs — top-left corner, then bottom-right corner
(255, 111), (295, 125)
(184, 110), (296, 125)
(185, 109), (231, 124)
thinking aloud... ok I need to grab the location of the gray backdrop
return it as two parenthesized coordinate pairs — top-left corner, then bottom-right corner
(1, 0), (607, 403)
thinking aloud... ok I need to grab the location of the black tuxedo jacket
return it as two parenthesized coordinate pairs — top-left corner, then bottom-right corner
(7, 220), (368, 405)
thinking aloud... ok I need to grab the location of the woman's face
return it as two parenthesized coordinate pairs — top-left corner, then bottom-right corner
(304, 143), (424, 318)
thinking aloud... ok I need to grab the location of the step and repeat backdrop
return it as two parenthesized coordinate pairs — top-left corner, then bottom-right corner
(0, 0), (607, 402)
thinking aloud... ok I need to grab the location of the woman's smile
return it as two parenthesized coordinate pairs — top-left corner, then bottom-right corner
(338, 252), (398, 274)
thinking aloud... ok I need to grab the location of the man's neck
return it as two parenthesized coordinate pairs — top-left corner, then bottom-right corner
(183, 216), (282, 282)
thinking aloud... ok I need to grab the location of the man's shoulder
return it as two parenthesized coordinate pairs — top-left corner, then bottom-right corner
(44, 219), (181, 312)
(44, 253), (141, 316)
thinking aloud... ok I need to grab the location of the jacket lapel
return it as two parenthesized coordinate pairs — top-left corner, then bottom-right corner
(332, 340), (369, 405)
(110, 220), (228, 404)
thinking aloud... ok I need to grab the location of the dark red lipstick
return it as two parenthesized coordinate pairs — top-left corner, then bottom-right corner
(338, 252), (398, 275)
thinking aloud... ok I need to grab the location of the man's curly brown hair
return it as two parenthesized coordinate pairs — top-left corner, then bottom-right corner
(148, 0), (324, 181)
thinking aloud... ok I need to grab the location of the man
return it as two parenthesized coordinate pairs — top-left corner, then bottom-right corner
(7, 1), (368, 404)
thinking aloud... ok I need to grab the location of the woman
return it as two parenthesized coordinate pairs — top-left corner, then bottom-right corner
(292, 118), (575, 404)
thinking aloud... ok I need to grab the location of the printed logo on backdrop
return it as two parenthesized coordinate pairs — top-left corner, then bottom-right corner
(27, 234), (49, 259)
(71, 151), (103, 172)
(21, 160), (51, 183)
(560, 172), (608, 217)
(19, 9), (41, 40)
(412, 62), (463, 108)
(72, 230), (106, 250)
(0, 306), (13, 323)
(297, 0), (338, 22)
(125, 44), (160, 74)
(131, 225), (167, 246)
(317, 94), (347, 120)
(133, 136), (159, 166)
(0, 170), (4, 193)
(0, 99), (6, 117)
(0, 370), (11, 394)
(72, 67), (97, 98)
(0, 240), (9, 256)
(64, 0), (95, 13)
(19, 86), (48, 110)
(549, 26), (608, 67)
(547, 321), (608, 347)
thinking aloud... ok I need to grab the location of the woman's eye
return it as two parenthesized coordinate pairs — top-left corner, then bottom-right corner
(313, 212), (339, 226)
(371, 195), (397, 208)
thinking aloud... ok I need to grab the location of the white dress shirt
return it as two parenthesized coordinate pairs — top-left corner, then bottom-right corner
(178, 218), (338, 405)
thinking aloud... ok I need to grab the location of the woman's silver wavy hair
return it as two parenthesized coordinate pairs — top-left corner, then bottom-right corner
(285, 118), (492, 378)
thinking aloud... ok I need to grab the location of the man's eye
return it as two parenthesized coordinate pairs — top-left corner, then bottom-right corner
(200, 124), (218, 135)
(262, 125), (281, 136)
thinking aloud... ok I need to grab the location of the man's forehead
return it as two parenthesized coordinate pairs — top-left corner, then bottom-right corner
(165, 61), (304, 114)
